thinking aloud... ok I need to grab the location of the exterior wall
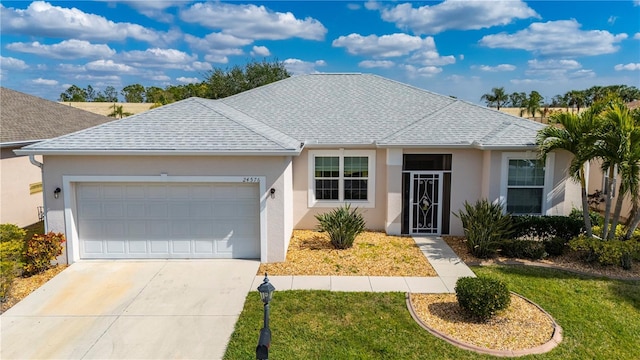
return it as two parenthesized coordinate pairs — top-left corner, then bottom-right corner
(553, 150), (582, 214)
(587, 158), (633, 219)
(292, 148), (387, 231)
(1, 148), (43, 227)
(41, 155), (292, 264)
(59, 102), (153, 116)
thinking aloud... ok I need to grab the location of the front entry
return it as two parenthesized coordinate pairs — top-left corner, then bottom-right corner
(402, 154), (452, 235)
(409, 172), (442, 234)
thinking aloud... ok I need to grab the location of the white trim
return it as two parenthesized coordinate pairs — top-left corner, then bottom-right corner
(500, 152), (554, 215)
(62, 175), (267, 263)
(307, 149), (376, 208)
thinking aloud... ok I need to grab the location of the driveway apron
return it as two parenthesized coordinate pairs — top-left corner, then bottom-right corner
(1, 259), (260, 360)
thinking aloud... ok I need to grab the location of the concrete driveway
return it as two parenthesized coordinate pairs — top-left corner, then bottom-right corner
(1, 260), (260, 360)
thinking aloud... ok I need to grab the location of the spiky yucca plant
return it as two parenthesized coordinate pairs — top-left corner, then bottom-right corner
(315, 204), (366, 249)
(455, 199), (513, 258)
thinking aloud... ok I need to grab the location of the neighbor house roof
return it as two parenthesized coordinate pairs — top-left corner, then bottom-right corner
(0, 87), (114, 146)
(17, 74), (545, 155)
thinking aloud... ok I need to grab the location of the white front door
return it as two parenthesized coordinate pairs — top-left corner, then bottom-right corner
(409, 172), (443, 235)
(76, 182), (260, 259)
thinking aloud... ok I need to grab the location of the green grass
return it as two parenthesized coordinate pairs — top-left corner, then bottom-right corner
(224, 266), (640, 360)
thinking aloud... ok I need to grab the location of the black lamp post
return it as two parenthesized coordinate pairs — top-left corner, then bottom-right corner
(256, 273), (275, 360)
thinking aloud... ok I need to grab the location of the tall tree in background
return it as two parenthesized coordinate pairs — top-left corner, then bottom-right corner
(121, 84), (145, 103)
(524, 91), (544, 119)
(509, 92), (527, 108)
(566, 90), (587, 112)
(59, 85), (87, 102)
(204, 58), (290, 99)
(480, 87), (508, 110)
(107, 104), (133, 119)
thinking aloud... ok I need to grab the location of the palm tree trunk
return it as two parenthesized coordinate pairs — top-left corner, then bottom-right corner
(602, 168), (615, 239)
(608, 181), (626, 239)
(580, 169), (593, 237)
(625, 208), (640, 239)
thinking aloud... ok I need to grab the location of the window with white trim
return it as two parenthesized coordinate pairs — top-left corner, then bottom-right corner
(501, 153), (553, 215)
(308, 150), (376, 208)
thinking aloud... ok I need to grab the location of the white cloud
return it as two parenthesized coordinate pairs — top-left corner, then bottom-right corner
(473, 64), (516, 72)
(32, 78), (58, 86)
(570, 69), (596, 78)
(380, 0), (538, 35)
(251, 46), (271, 57)
(176, 76), (199, 84)
(525, 59), (583, 77)
(402, 64), (442, 77)
(364, 1), (381, 11)
(191, 61), (212, 71)
(333, 33), (426, 57)
(85, 59), (135, 73)
(359, 60), (395, 69)
(614, 63), (640, 71)
(5, 39), (115, 59)
(180, 2), (327, 41)
(110, 1), (184, 22)
(120, 48), (198, 69)
(283, 58), (326, 75)
(185, 32), (253, 51)
(0, 1), (176, 44)
(634, 33), (640, 40)
(480, 20), (627, 57)
(347, 3), (361, 11)
(0, 56), (28, 70)
(510, 78), (543, 85)
(149, 74), (171, 82)
(608, 16), (617, 25)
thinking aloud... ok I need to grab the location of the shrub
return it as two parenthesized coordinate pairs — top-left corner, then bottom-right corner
(455, 200), (513, 258)
(455, 276), (511, 321)
(0, 224), (26, 243)
(512, 215), (583, 242)
(315, 204), (366, 249)
(569, 236), (640, 269)
(593, 224), (640, 240)
(544, 237), (568, 257)
(569, 208), (604, 227)
(499, 239), (547, 260)
(23, 232), (65, 276)
(0, 240), (24, 300)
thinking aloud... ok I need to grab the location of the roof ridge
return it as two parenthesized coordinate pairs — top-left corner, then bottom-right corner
(193, 98), (300, 150)
(378, 99), (459, 143)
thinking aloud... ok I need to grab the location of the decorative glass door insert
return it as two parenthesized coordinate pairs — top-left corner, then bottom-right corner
(409, 172), (442, 234)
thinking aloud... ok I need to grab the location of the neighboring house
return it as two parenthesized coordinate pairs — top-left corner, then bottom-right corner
(1, 87), (114, 227)
(16, 74), (580, 264)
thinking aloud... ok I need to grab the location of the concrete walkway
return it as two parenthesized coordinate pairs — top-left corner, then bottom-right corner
(251, 236), (476, 293)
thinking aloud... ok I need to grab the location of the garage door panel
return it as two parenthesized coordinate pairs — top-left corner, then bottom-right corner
(77, 182), (260, 259)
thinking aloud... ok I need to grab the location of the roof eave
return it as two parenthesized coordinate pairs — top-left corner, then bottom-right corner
(1, 139), (47, 148)
(14, 149), (302, 157)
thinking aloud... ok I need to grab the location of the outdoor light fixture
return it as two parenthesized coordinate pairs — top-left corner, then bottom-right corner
(269, 188), (276, 199)
(53, 187), (61, 199)
(256, 273), (275, 360)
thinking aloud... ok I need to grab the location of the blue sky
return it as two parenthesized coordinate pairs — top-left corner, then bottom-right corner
(1, 1), (639, 104)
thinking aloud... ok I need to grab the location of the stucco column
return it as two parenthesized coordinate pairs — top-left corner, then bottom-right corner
(386, 149), (403, 235)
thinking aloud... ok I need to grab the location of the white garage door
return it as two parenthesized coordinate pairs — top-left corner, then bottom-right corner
(76, 182), (260, 259)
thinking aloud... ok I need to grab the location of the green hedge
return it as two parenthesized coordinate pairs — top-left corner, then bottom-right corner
(511, 215), (583, 242)
(455, 276), (511, 321)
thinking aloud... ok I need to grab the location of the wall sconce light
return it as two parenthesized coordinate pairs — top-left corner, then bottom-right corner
(54, 187), (61, 199)
(269, 188), (276, 199)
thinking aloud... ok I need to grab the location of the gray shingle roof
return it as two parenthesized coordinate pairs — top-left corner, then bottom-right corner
(18, 73), (545, 155)
(0, 87), (114, 144)
(23, 97), (301, 154)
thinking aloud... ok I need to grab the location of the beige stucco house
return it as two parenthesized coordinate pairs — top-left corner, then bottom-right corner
(0, 87), (114, 227)
(16, 74), (581, 264)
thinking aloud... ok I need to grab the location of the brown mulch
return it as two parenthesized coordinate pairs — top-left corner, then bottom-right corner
(443, 236), (640, 280)
(258, 230), (437, 276)
(410, 293), (556, 351)
(1, 265), (68, 314)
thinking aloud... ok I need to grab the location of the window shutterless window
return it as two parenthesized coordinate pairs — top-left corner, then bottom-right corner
(308, 150), (376, 208)
(500, 153), (554, 216)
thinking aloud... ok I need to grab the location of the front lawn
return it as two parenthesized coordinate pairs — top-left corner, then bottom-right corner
(224, 266), (640, 359)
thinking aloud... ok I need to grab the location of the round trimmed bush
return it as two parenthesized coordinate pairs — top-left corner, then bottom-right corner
(455, 276), (511, 321)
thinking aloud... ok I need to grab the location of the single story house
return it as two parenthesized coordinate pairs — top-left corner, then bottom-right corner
(16, 74), (580, 264)
(1, 87), (114, 227)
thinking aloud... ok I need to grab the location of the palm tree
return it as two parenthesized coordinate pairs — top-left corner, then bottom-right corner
(480, 87), (508, 110)
(107, 104), (133, 119)
(525, 91), (544, 120)
(536, 107), (602, 237)
(597, 102), (640, 239)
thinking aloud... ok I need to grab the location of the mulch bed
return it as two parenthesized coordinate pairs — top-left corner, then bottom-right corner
(258, 230), (437, 276)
